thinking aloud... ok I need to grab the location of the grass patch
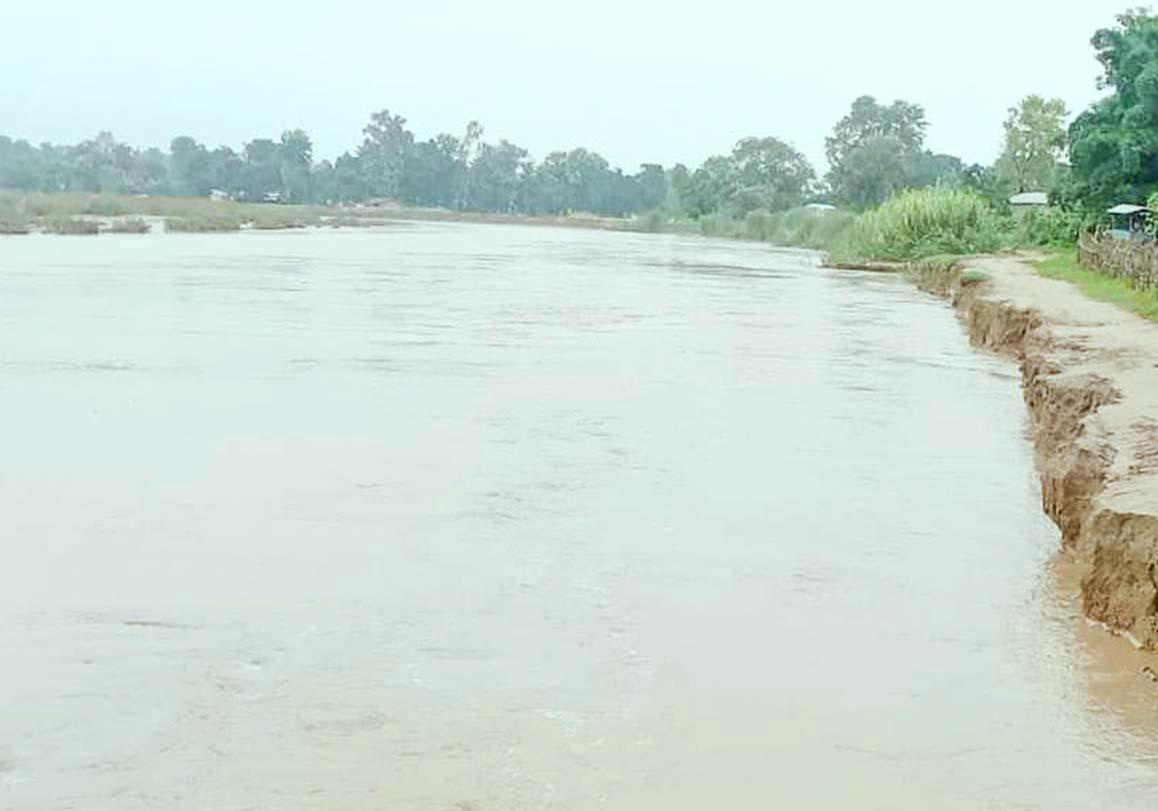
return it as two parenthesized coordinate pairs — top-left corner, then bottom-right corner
(1036, 252), (1158, 321)
(44, 216), (100, 235)
(165, 214), (243, 233)
(959, 269), (991, 284)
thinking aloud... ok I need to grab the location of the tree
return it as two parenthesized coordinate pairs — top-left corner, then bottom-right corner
(828, 135), (910, 209)
(466, 140), (529, 212)
(728, 136), (814, 212)
(1068, 9), (1158, 208)
(278, 129), (313, 202)
(634, 163), (668, 211)
(904, 151), (964, 190)
(358, 109), (414, 199)
(825, 96), (927, 170)
(996, 95), (1068, 193)
(168, 136), (212, 196)
(242, 138), (281, 201)
(826, 96), (929, 207)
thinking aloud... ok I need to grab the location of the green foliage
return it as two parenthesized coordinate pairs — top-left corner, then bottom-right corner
(1068, 9), (1158, 209)
(996, 95), (1068, 193)
(837, 187), (1005, 261)
(823, 96), (962, 208)
(1012, 207), (1084, 247)
(1036, 251), (1158, 321)
(678, 138), (815, 217)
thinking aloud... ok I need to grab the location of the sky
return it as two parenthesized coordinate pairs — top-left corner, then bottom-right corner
(0, 1), (1127, 173)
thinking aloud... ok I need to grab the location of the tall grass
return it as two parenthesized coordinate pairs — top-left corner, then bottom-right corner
(642, 206), (855, 249)
(836, 188), (1005, 261)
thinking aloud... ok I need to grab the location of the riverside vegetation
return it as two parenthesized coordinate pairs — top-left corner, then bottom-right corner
(0, 10), (1151, 267)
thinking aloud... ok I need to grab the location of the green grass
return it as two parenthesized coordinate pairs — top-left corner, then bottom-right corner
(1036, 252), (1158, 322)
(959, 269), (991, 284)
(165, 214), (244, 233)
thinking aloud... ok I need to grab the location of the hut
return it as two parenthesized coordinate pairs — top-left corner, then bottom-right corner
(1009, 191), (1048, 215)
(1106, 203), (1151, 240)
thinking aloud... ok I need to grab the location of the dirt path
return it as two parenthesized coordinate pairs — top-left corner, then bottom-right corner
(942, 254), (1158, 646)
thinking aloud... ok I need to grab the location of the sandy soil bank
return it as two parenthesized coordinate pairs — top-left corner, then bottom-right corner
(918, 255), (1158, 648)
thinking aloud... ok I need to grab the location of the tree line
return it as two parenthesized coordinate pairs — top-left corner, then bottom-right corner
(0, 9), (1151, 222)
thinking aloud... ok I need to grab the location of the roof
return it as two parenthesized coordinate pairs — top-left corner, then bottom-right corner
(805, 203), (836, 210)
(1107, 203), (1149, 215)
(1009, 192), (1048, 206)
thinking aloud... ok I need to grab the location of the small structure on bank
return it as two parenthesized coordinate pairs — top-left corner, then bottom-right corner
(1106, 203), (1151, 240)
(1009, 191), (1049, 213)
(804, 202), (837, 216)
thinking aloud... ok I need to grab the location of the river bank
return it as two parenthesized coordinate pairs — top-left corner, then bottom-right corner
(917, 254), (1158, 649)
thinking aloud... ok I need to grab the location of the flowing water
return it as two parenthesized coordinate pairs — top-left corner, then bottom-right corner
(3, 223), (1158, 810)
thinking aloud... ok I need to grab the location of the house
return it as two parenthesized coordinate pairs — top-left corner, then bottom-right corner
(208, 188), (230, 202)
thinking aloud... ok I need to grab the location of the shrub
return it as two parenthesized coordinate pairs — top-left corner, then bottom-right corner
(45, 216), (100, 235)
(1014, 207), (1083, 248)
(836, 187), (1005, 261)
(104, 217), (151, 234)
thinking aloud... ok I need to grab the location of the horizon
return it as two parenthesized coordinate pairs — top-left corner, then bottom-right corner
(1, 1), (1120, 174)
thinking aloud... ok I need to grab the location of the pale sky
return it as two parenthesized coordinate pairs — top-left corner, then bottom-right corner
(1, 1), (1123, 173)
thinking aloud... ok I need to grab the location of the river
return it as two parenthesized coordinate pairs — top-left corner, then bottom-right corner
(2, 222), (1158, 809)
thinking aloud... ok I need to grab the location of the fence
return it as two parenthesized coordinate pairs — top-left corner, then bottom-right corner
(1078, 232), (1158, 291)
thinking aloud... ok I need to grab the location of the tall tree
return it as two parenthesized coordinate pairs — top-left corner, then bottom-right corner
(168, 136), (212, 196)
(358, 110), (414, 199)
(278, 129), (314, 202)
(1068, 9), (1158, 207)
(996, 95), (1068, 193)
(826, 96), (929, 207)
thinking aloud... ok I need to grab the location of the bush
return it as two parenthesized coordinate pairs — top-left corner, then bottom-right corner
(836, 187), (1005, 261)
(45, 216), (100, 235)
(104, 217), (151, 234)
(1013, 207), (1083, 248)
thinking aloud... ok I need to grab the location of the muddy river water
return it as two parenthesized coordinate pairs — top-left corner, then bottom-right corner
(3, 223), (1158, 809)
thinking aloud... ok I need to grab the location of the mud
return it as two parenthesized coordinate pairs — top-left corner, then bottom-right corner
(919, 255), (1158, 648)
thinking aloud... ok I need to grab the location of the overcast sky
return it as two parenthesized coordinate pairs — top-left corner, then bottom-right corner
(1, 1), (1124, 172)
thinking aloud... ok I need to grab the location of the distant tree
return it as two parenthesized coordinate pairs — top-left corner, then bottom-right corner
(829, 135), (910, 209)
(242, 138), (281, 201)
(169, 136), (212, 196)
(825, 96), (927, 170)
(728, 136), (815, 212)
(635, 163), (668, 211)
(826, 96), (929, 207)
(358, 110), (414, 199)
(278, 129), (314, 202)
(996, 95), (1068, 193)
(466, 140), (529, 212)
(904, 151), (964, 189)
